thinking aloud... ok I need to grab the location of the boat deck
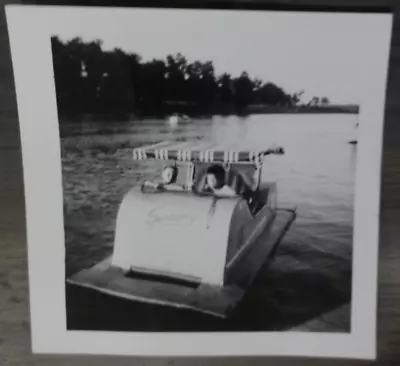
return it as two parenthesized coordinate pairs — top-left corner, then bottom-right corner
(67, 209), (296, 318)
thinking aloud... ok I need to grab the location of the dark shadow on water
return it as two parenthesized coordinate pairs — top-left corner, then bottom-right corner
(226, 267), (351, 331)
(66, 253), (351, 332)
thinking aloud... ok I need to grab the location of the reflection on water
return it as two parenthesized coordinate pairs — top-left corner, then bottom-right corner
(62, 113), (356, 331)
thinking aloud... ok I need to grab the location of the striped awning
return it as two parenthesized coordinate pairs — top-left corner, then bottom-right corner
(132, 140), (284, 166)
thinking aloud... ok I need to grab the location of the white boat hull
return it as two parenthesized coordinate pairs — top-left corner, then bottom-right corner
(112, 186), (237, 286)
(168, 115), (179, 124)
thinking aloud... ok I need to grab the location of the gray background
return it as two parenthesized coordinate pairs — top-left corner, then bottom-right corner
(1, 0), (400, 364)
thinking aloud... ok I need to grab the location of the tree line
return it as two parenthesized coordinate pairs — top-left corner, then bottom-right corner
(51, 36), (327, 120)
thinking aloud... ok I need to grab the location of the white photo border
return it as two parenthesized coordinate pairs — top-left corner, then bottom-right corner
(5, 4), (393, 360)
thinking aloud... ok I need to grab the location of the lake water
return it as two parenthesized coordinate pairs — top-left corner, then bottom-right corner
(62, 113), (357, 331)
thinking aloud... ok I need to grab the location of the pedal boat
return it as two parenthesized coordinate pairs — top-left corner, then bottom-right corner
(168, 113), (191, 124)
(67, 140), (297, 318)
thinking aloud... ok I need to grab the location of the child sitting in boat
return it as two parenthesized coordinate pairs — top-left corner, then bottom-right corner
(197, 163), (253, 199)
(205, 164), (236, 197)
(141, 165), (184, 193)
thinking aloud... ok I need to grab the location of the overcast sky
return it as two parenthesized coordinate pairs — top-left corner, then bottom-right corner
(52, 7), (390, 104)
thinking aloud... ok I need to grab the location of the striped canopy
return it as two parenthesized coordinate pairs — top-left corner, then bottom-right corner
(132, 140), (284, 166)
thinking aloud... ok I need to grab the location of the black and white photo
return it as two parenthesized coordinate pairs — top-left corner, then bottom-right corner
(6, 4), (393, 359)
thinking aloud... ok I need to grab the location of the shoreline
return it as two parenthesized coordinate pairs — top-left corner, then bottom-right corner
(59, 105), (359, 124)
(245, 104), (360, 114)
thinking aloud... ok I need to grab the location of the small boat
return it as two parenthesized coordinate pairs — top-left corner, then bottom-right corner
(67, 140), (296, 318)
(348, 121), (359, 145)
(168, 113), (191, 124)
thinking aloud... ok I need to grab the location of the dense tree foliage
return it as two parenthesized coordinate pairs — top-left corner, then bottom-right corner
(51, 36), (319, 120)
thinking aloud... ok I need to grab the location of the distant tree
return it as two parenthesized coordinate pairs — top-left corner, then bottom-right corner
(51, 36), (85, 116)
(232, 71), (255, 112)
(252, 78), (263, 91)
(98, 48), (135, 116)
(217, 73), (234, 104)
(321, 97), (330, 105)
(290, 90), (305, 106)
(50, 36), (308, 120)
(310, 96), (320, 106)
(255, 82), (289, 106)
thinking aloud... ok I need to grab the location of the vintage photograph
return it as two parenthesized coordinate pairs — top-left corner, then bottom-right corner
(51, 7), (365, 333)
(5, 2), (393, 357)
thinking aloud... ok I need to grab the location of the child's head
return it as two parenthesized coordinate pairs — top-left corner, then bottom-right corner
(206, 164), (226, 189)
(161, 165), (178, 184)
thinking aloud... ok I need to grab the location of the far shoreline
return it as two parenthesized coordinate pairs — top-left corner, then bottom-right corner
(58, 104), (359, 124)
(245, 104), (359, 115)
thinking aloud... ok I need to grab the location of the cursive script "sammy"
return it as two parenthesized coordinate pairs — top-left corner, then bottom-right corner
(145, 207), (195, 226)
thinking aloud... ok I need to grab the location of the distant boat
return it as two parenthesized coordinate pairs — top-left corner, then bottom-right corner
(168, 113), (191, 125)
(348, 121), (358, 145)
(168, 115), (179, 125)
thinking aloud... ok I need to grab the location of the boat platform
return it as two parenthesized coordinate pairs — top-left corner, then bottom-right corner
(67, 209), (296, 318)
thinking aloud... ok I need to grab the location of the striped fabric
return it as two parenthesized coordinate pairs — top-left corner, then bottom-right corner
(132, 140), (284, 166)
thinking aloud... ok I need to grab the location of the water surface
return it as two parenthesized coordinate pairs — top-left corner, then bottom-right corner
(62, 113), (356, 332)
